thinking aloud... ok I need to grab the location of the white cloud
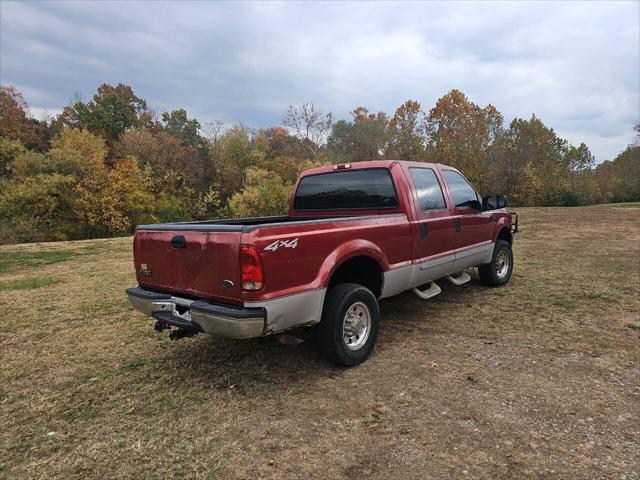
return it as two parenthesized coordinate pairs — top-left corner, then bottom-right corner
(1, 0), (638, 160)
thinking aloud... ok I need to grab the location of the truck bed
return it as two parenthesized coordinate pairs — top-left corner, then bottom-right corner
(133, 213), (408, 306)
(135, 214), (396, 232)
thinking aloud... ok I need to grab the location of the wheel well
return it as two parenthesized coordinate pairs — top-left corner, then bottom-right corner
(328, 256), (383, 298)
(497, 227), (512, 245)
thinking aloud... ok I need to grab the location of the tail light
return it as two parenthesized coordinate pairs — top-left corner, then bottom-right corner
(240, 245), (263, 291)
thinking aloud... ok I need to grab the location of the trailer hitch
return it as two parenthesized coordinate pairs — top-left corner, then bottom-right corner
(169, 328), (199, 341)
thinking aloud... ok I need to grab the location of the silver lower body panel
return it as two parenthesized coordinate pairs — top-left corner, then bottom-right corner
(381, 242), (495, 299)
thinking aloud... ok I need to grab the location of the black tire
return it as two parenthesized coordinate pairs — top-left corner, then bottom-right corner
(479, 239), (513, 286)
(316, 283), (380, 366)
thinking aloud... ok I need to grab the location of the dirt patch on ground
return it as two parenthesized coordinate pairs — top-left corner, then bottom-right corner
(1, 207), (639, 479)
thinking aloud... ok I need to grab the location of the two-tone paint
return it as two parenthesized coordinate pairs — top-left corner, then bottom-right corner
(132, 160), (513, 336)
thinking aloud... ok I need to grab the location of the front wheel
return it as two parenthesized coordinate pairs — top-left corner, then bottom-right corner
(478, 239), (513, 286)
(316, 283), (380, 366)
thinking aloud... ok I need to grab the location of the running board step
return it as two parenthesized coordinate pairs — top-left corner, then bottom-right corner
(446, 272), (471, 286)
(412, 282), (442, 300)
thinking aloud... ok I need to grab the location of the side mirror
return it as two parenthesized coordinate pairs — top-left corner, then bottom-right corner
(482, 195), (508, 211)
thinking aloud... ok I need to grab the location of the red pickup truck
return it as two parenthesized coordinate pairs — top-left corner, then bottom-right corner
(127, 160), (517, 365)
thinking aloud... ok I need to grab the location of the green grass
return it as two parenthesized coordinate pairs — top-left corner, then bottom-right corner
(0, 250), (80, 275)
(0, 276), (60, 290)
(591, 201), (640, 208)
(1, 208), (639, 479)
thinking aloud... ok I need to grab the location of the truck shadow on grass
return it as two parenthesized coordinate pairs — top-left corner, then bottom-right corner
(152, 278), (491, 389)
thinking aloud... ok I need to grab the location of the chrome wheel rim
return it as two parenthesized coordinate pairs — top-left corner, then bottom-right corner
(343, 301), (371, 350)
(495, 250), (510, 279)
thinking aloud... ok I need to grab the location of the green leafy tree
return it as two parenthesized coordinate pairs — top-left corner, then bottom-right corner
(327, 107), (390, 163)
(228, 168), (292, 217)
(54, 83), (149, 143)
(490, 115), (569, 205)
(215, 125), (262, 202)
(0, 173), (77, 243)
(161, 109), (202, 146)
(0, 137), (25, 177)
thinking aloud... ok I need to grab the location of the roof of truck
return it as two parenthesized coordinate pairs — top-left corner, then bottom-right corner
(300, 160), (447, 177)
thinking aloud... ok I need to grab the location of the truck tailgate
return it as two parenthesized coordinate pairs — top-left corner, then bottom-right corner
(133, 230), (243, 304)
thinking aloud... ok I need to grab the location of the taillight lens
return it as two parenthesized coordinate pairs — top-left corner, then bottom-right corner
(240, 245), (263, 291)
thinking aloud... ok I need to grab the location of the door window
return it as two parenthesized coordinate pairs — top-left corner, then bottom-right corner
(443, 170), (479, 208)
(409, 168), (446, 211)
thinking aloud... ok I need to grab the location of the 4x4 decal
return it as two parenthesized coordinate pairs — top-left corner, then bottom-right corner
(264, 237), (299, 252)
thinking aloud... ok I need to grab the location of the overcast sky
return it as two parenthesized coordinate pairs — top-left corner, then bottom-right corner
(1, 1), (638, 161)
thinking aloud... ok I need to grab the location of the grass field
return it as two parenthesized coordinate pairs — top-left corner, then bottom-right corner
(1, 207), (639, 479)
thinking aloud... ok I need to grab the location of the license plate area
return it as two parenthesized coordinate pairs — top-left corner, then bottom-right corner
(153, 297), (193, 322)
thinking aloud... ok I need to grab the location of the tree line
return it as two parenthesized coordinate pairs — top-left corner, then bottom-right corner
(0, 83), (638, 244)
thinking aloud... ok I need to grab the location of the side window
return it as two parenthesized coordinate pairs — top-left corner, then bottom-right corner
(443, 170), (479, 208)
(409, 168), (446, 211)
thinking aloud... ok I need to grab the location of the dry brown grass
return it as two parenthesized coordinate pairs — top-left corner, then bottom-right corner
(1, 207), (639, 479)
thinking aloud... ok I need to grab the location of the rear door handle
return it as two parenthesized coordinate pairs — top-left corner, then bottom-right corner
(171, 235), (187, 249)
(420, 223), (429, 239)
(454, 218), (461, 232)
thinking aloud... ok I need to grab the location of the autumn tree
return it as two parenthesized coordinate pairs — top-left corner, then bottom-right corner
(386, 100), (426, 160)
(0, 85), (51, 150)
(48, 127), (108, 177)
(425, 90), (503, 193)
(74, 155), (155, 236)
(610, 144), (640, 201)
(566, 143), (595, 192)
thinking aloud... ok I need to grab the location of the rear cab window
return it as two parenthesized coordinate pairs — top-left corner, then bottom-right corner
(293, 168), (399, 211)
(409, 168), (447, 210)
(442, 170), (480, 208)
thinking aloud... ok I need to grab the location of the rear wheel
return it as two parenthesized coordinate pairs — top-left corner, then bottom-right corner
(479, 240), (513, 286)
(316, 283), (380, 366)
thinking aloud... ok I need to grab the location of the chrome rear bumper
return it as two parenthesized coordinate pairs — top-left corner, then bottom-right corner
(126, 287), (265, 339)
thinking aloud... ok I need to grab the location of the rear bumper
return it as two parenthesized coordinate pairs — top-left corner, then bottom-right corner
(126, 287), (265, 339)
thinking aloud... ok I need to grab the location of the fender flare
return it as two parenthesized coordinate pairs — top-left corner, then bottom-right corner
(493, 219), (512, 244)
(318, 239), (388, 288)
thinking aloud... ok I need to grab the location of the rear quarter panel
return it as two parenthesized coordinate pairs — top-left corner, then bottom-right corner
(241, 215), (412, 302)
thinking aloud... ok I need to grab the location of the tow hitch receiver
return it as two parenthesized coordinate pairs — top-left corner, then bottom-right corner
(154, 318), (200, 340)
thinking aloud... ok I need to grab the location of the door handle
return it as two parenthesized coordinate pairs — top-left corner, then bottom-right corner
(454, 218), (461, 232)
(420, 223), (428, 239)
(171, 235), (187, 249)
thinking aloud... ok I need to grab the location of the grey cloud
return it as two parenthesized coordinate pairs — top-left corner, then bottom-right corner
(1, 0), (638, 161)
